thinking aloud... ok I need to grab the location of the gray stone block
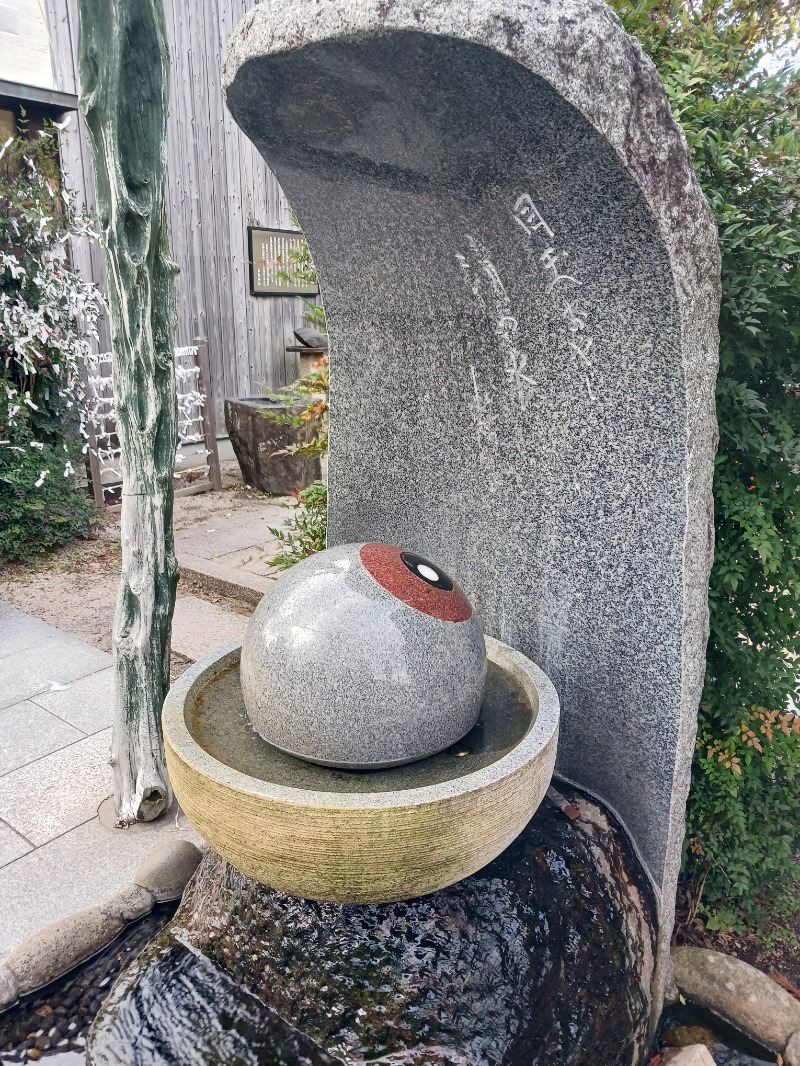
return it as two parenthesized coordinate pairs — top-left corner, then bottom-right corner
(0, 603), (54, 659)
(0, 700), (84, 775)
(225, 397), (321, 494)
(100, 883), (155, 923)
(5, 906), (125, 994)
(224, 0), (720, 1019)
(672, 946), (800, 1053)
(0, 802), (203, 963)
(170, 595), (249, 663)
(785, 1030), (800, 1066)
(0, 820), (32, 870)
(0, 962), (18, 1009)
(132, 840), (202, 901)
(31, 667), (114, 736)
(0, 634), (110, 710)
(661, 1048), (716, 1066)
(0, 728), (112, 846)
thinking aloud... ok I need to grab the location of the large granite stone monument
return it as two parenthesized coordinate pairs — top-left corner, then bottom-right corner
(223, 0), (720, 1022)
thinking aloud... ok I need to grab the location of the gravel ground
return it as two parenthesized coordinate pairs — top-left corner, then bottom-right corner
(0, 903), (176, 1064)
(0, 463), (259, 676)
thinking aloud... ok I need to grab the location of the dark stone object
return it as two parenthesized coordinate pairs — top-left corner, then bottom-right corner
(87, 789), (657, 1066)
(293, 327), (328, 349)
(224, 397), (321, 495)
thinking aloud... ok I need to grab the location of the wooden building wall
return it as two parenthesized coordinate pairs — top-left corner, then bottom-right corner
(43, 0), (309, 429)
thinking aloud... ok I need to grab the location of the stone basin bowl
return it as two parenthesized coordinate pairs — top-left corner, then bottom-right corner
(163, 636), (559, 903)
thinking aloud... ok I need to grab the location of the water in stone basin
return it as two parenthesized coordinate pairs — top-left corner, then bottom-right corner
(189, 659), (530, 792)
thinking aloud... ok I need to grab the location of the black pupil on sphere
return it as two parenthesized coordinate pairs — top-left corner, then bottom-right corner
(400, 552), (455, 591)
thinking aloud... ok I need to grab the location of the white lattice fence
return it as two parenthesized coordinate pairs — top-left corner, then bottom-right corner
(82, 340), (221, 507)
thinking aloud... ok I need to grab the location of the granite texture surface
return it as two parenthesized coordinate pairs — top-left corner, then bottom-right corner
(223, 0), (721, 1023)
(240, 543), (487, 768)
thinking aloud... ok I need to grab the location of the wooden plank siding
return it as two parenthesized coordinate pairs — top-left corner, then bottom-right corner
(43, 0), (310, 428)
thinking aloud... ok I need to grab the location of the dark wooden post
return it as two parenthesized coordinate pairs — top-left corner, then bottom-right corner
(195, 336), (223, 491)
(77, 0), (178, 822)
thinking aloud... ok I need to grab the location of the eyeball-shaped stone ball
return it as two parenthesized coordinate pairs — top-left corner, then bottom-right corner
(240, 543), (487, 769)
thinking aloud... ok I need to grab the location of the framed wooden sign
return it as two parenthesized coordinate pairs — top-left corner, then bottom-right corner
(248, 226), (319, 297)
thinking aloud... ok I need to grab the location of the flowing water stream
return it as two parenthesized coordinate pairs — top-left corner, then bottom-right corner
(0, 800), (777, 1066)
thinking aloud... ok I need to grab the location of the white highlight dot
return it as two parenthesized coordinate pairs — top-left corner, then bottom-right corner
(417, 563), (439, 582)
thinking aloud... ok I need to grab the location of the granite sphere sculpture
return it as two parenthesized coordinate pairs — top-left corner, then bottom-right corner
(240, 543), (487, 769)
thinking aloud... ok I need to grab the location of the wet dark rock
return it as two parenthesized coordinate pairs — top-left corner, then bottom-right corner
(88, 789), (658, 1066)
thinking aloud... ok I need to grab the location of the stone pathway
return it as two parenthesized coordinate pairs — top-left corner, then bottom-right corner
(171, 594), (249, 661)
(0, 601), (203, 964)
(175, 497), (288, 604)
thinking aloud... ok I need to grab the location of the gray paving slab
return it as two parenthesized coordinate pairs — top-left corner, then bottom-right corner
(0, 729), (112, 846)
(217, 545), (281, 578)
(0, 701), (85, 776)
(175, 511), (285, 561)
(31, 667), (114, 736)
(0, 632), (111, 711)
(0, 602), (55, 659)
(0, 805), (204, 961)
(171, 595), (250, 662)
(0, 819), (32, 869)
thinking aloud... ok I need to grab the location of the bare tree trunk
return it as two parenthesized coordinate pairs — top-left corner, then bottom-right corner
(77, 0), (178, 822)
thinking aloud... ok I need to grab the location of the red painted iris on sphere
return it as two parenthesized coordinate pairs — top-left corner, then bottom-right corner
(359, 543), (473, 622)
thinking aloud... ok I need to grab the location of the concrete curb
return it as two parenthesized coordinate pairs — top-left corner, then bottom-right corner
(0, 839), (202, 1011)
(180, 556), (272, 607)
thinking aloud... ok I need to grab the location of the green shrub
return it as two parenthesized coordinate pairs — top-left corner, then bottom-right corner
(0, 118), (101, 562)
(0, 438), (94, 559)
(266, 223), (329, 570)
(268, 482), (328, 570)
(611, 0), (800, 921)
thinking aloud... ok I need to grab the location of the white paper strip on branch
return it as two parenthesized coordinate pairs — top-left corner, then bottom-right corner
(82, 344), (211, 501)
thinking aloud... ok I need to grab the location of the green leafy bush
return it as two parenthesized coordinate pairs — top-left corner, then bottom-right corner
(261, 354), (329, 461)
(0, 439), (94, 559)
(266, 223), (329, 568)
(0, 119), (102, 561)
(268, 482), (328, 570)
(610, 0), (800, 921)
